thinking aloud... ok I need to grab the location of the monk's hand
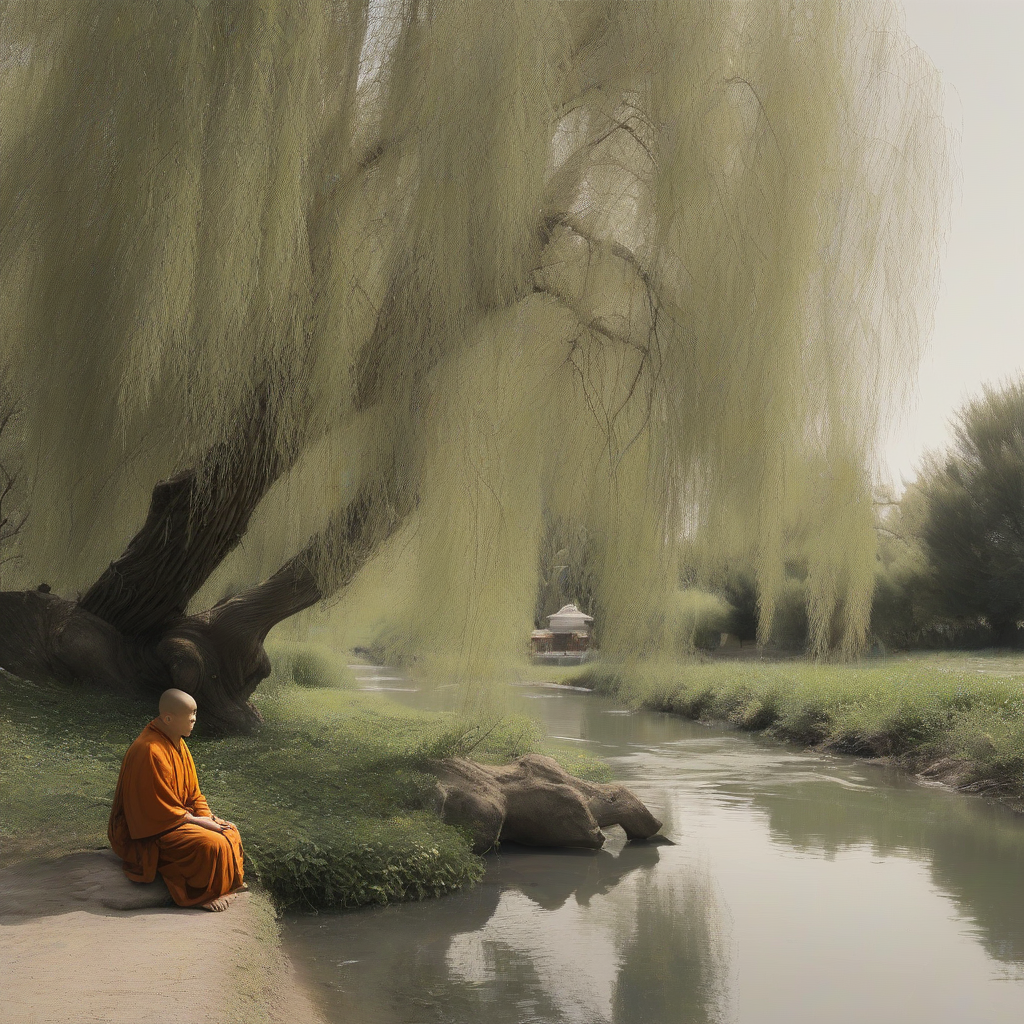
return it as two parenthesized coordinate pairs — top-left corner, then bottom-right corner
(187, 814), (232, 834)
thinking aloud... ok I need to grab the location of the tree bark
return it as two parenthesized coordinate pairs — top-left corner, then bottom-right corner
(79, 397), (289, 640)
(0, 416), (406, 731)
(152, 484), (403, 731)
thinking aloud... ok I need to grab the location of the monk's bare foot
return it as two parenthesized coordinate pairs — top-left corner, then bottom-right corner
(199, 894), (233, 912)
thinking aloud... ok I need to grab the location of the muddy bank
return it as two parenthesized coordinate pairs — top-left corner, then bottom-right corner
(0, 850), (326, 1024)
(899, 752), (1024, 814)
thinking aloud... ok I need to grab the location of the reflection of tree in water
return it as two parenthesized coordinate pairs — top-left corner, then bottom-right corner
(287, 841), (684, 1024)
(612, 870), (731, 1024)
(444, 940), (574, 1024)
(284, 880), (503, 1023)
(749, 772), (1024, 964)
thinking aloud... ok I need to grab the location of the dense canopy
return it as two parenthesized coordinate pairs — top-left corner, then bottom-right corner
(886, 379), (1024, 647)
(0, 0), (950, 677)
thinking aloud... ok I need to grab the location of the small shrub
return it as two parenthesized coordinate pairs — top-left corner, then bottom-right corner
(265, 639), (357, 690)
(669, 589), (733, 653)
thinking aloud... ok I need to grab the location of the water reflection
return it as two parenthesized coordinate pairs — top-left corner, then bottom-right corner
(286, 838), (730, 1024)
(285, 683), (1024, 1023)
(537, 685), (1024, 971)
(746, 762), (1024, 966)
(493, 840), (662, 910)
(612, 875), (731, 1024)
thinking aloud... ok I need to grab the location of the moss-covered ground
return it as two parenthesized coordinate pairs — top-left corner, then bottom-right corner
(0, 642), (606, 910)
(567, 651), (1024, 808)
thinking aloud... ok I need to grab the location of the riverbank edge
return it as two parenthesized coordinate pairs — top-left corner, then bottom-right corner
(563, 665), (1024, 816)
(226, 888), (331, 1023)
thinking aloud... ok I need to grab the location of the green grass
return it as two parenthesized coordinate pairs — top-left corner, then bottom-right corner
(0, 671), (485, 909)
(568, 652), (1024, 801)
(0, 646), (613, 909)
(198, 685), (492, 910)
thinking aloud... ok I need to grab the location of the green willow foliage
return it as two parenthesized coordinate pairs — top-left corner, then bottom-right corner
(0, 2), (949, 668)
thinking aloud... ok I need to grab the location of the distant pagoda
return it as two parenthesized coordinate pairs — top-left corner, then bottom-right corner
(531, 603), (594, 664)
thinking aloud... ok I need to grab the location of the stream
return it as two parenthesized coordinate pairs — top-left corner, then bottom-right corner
(282, 674), (1024, 1023)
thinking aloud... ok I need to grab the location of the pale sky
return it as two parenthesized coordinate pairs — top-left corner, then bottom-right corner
(882, 0), (1024, 488)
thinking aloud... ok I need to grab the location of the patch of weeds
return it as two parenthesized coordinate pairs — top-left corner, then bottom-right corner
(540, 744), (614, 782)
(735, 692), (781, 731)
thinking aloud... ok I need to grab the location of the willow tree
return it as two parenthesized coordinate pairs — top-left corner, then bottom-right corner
(0, 1), (948, 729)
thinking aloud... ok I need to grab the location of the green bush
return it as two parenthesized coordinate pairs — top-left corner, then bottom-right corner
(668, 588), (733, 652)
(676, 563), (808, 650)
(870, 525), (995, 651)
(265, 639), (356, 690)
(240, 817), (482, 911)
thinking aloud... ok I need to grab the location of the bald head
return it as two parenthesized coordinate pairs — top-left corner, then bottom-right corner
(155, 689), (198, 742)
(159, 688), (197, 716)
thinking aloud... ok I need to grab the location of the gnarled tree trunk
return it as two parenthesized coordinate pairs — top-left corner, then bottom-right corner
(0, 408), (405, 731)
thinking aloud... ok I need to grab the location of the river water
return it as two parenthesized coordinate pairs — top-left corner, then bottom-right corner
(282, 678), (1024, 1024)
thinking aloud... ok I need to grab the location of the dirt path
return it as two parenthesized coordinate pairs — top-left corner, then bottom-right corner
(0, 850), (328, 1024)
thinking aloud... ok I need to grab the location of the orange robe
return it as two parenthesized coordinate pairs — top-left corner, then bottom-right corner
(108, 720), (244, 907)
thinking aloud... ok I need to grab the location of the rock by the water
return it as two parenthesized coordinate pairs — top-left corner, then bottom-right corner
(434, 753), (663, 853)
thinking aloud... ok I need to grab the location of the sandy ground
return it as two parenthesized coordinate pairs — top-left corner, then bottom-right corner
(0, 850), (328, 1024)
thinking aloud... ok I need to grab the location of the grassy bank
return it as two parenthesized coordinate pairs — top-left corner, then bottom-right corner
(0, 643), (602, 910)
(568, 652), (1024, 806)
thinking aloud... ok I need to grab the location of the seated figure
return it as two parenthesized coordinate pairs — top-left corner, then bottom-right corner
(108, 688), (246, 911)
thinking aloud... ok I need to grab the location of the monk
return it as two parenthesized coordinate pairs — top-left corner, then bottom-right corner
(108, 688), (246, 912)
